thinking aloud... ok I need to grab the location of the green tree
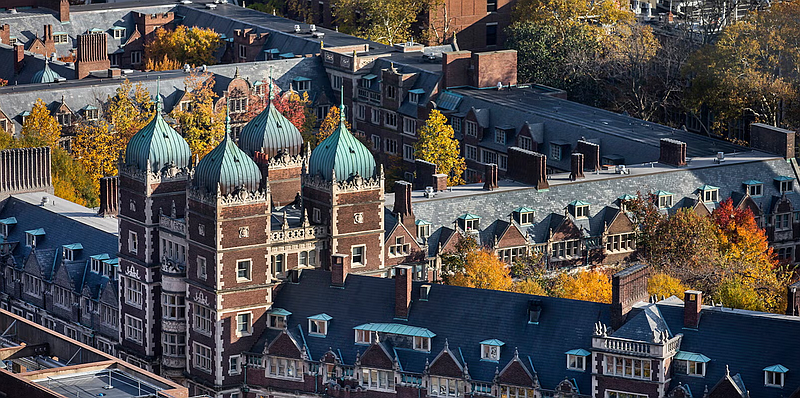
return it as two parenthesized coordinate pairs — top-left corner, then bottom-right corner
(144, 26), (223, 69)
(106, 79), (155, 143)
(21, 98), (62, 148)
(170, 71), (225, 158)
(414, 109), (466, 186)
(335, 0), (426, 44)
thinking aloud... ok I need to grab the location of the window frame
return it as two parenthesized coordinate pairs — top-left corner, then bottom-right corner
(236, 259), (252, 282)
(481, 343), (501, 361)
(567, 354), (586, 371)
(765, 370), (785, 387)
(236, 312), (252, 337)
(351, 245), (366, 267)
(124, 314), (143, 344)
(193, 342), (213, 373)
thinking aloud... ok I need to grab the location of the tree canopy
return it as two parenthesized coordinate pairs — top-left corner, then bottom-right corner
(170, 71), (225, 158)
(335, 0), (426, 45)
(22, 99), (62, 148)
(105, 79), (154, 142)
(144, 26), (223, 70)
(414, 109), (466, 186)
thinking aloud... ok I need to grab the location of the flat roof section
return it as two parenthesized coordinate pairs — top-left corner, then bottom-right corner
(33, 369), (161, 398)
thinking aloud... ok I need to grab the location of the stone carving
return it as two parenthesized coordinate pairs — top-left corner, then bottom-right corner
(125, 264), (140, 279)
(354, 212), (364, 224)
(239, 226), (250, 238)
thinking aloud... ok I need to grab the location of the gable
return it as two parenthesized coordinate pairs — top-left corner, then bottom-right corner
(27, 38), (46, 53)
(439, 229), (459, 254)
(552, 217), (582, 241)
(693, 200), (712, 217)
(496, 222), (527, 248)
(606, 209), (634, 235)
(267, 330), (303, 358)
(99, 279), (118, 305)
(737, 195), (763, 216)
(428, 347), (463, 378)
(707, 375), (746, 398)
(774, 196), (793, 214)
(359, 343), (394, 370)
(497, 358), (534, 387)
(22, 249), (47, 278)
(320, 350), (338, 364)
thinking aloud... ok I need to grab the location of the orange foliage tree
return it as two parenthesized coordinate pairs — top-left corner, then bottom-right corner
(554, 270), (612, 303)
(448, 248), (514, 291)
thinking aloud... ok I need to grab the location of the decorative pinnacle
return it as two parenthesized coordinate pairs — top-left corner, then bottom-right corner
(339, 88), (345, 124)
(155, 77), (163, 113)
(268, 65), (275, 101)
(225, 105), (231, 137)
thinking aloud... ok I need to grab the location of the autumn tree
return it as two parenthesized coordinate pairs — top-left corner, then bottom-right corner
(246, 81), (316, 144)
(448, 249), (514, 291)
(21, 98), (62, 148)
(512, 0), (632, 28)
(335, 0), (426, 44)
(648, 272), (688, 299)
(414, 109), (466, 186)
(684, 0), (800, 135)
(317, 106), (352, 143)
(106, 79), (155, 142)
(553, 270), (612, 303)
(72, 120), (120, 198)
(144, 26), (223, 70)
(171, 71), (225, 158)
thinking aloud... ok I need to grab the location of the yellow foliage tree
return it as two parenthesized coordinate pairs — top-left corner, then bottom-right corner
(145, 54), (182, 72)
(51, 147), (97, 208)
(170, 71), (224, 158)
(448, 249), (513, 291)
(512, 278), (547, 295)
(647, 272), (687, 299)
(106, 79), (154, 143)
(512, 0), (632, 28)
(144, 26), (223, 70)
(21, 98), (62, 148)
(555, 270), (612, 303)
(317, 106), (351, 143)
(72, 120), (121, 198)
(414, 109), (466, 186)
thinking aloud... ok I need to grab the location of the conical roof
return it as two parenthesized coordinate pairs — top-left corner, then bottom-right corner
(124, 86), (191, 172)
(31, 59), (64, 84)
(308, 92), (376, 182)
(194, 110), (262, 195)
(239, 78), (303, 157)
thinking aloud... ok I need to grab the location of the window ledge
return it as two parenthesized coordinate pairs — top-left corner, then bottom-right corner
(309, 333), (327, 338)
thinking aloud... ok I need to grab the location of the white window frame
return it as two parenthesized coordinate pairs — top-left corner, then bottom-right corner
(162, 332), (186, 357)
(385, 112), (398, 129)
(658, 195), (673, 208)
(236, 312), (253, 337)
(236, 259), (252, 282)
(603, 355), (652, 380)
(702, 189), (718, 202)
(197, 256), (207, 280)
(481, 344), (500, 361)
(519, 211), (534, 225)
(128, 231), (138, 254)
(495, 129), (506, 145)
(229, 354), (242, 375)
(269, 314), (286, 329)
(413, 336), (430, 352)
(23, 274), (42, 298)
(465, 121), (478, 137)
(371, 108), (381, 124)
(351, 245), (366, 267)
(749, 184), (763, 197)
(355, 329), (374, 344)
(268, 356), (303, 379)
(765, 370), (785, 387)
(403, 118), (416, 136)
(430, 377), (461, 397)
(193, 342), (213, 373)
(193, 303), (214, 335)
(465, 145), (478, 161)
(123, 277), (143, 308)
(781, 180), (794, 193)
(309, 319), (328, 336)
(567, 354), (586, 371)
(112, 27), (126, 39)
(331, 74), (343, 90)
(124, 314), (143, 344)
(550, 144), (562, 161)
(606, 391), (648, 398)
(361, 367), (395, 391)
(451, 117), (462, 133)
(518, 136), (533, 151)
(162, 293), (186, 320)
(54, 33), (68, 44)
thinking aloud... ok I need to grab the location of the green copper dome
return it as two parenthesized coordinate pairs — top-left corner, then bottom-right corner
(124, 93), (191, 172)
(194, 112), (262, 195)
(308, 94), (376, 182)
(238, 81), (303, 157)
(31, 59), (64, 84)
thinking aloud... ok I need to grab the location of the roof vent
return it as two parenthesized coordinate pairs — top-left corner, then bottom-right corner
(420, 285), (431, 301)
(294, 25), (301, 33)
(206, 3), (217, 9)
(288, 268), (302, 284)
(313, 31), (325, 39)
(528, 299), (542, 324)
(309, 24), (317, 32)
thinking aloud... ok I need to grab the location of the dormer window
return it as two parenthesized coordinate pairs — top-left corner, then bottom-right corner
(513, 207), (535, 225)
(355, 329), (376, 344)
(0, 217), (17, 239)
(308, 313), (332, 336)
(698, 185), (719, 203)
(775, 176), (795, 193)
(360, 74), (377, 88)
(744, 180), (763, 197)
(103, 258), (119, 280)
(25, 228), (45, 247)
(62, 243), (82, 261)
(566, 349), (590, 371)
(413, 336), (430, 351)
(654, 191), (673, 208)
(293, 77), (311, 92)
(528, 299), (541, 324)
(416, 220), (431, 242)
(617, 194), (636, 212)
(494, 128), (506, 145)
(674, 351), (710, 377)
(764, 364), (788, 387)
(268, 308), (291, 329)
(458, 213), (480, 231)
(480, 339), (504, 361)
(568, 201), (590, 218)
(90, 254), (110, 274)
(54, 32), (68, 44)
(84, 106), (99, 121)
(112, 27), (126, 39)
(408, 89), (424, 104)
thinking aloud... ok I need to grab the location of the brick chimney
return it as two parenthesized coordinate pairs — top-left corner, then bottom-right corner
(14, 44), (24, 74)
(750, 123), (796, 159)
(75, 31), (110, 80)
(483, 163), (498, 190)
(42, 24), (55, 57)
(395, 265), (413, 319)
(442, 51), (471, 89)
(569, 153), (585, 181)
(331, 254), (350, 288)
(432, 174), (448, 192)
(659, 138), (687, 167)
(575, 140), (600, 172)
(507, 147), (549, 190)
(57, 0), (70, 23)
(683, 290), (702, 329)
(413, 159), (437, 190)
(787, 281), (800, 316)
(442, 50), (518, 89)
(0, 24), (9, 46)
(611, 263), (650, 330)
(98, 176), (118, 217)
(393, 181), (416, 231)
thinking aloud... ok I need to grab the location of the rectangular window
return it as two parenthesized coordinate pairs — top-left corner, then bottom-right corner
(57, 113), (71, 126)
(464, 145), (478, 161)
(385, 112), (398, 129)
(487, 0), (497, 11)
(124, 314), (143, 343)
(131, 50), (142, 65)
(703, 190), (718, 202)
(371, 134), (381, 151)
(309, 319), (327, 336)
(236, 313), (252, 336)
(371, 108), (381, 124)
(112, 28), (126, 39)
(313, 208), (322, 223)
(124, 277), (143, 308)
(356, 329), (375, 344)
(386, 85), (397, 100)
(765, 370), (785, 387)
(193, 304), (214, 335)
(128, 231), (138, 254)
(518, 136), (533, 151)
(268, 357), (302, 379)
(465, 121), (478, 137)
(495, 129), (506, 145)
(271, 254), (285, 276)
(658, 195), (673, 208)
(500, 386), (535, 398)
(550, 145), (562, 161)
(606, 392), (648, 398)
(237, 259), (251, 281)
(54, 286), (73, 309)
(430, 377), (460, 397)
(357, 104), (366, 120)
(162, 333), (186, 357)
(229, 97), (248, 113)
(781, 180), (794, 193)
(451, 117), (462, 133)
(567, 354), (586, 370)
(54, 33), (68, 44)
(100, 304), (117, 327)
(403, 118), (416, 135)
(481, 344), (500, 361)
(294, 79), (311, 91)
(499, 154), (508, 170)
(749, 184), (763, 197)
(385, 138), (398, 154)
(486, 23), (498, 46)
(331, 74), (343, 90)
(197, 256), (207, 280)
(606, 233), (635, 252)
(403, 144), (415, 162)
(229, 355), (242, 375)
(552, 240), (581, 259)
(162, 293), (186, 320)
(23, 274), (42, 297)
(362, 368), (395, 390)
(269, 314), (286, 329)
(193, 343), (213, 372)
(418, 224), (431, 241)
(603, 355), (652, 380)
(409, 92), (420, 104)
(481, 149), (498, 165)
(352, 245), (365, 266)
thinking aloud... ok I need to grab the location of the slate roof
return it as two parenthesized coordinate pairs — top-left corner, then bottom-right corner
(0, 193), (117, 302)
(263, 269), (611, 391)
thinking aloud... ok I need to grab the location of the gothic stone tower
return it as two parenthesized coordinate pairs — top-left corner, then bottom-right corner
(185, 115), (273, 397)
(303, 97), (385, 274)
(117, 97), (192, 373)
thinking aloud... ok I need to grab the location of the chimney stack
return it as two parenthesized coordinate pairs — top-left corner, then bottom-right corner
(575, 140), (600, 172)
(683, 290), (702, 329)
(14, 44), (24, 73)
(331, 254), (350, 288)
(393, 180), (416, 231)
(253, 151), (270, 190)
(507, 147), (549, 190)
(611, 263), (650, 329)
(395, 266), (413, 319)
(75, 31), (110, 79)
(483, 163), (498, 190)
(432, 174), (448, 192)
(0, 24), (10, 46)
(569, 153), (585, 181)
(659, 138), (687, 167)
(413, 159), (437, 190)
(98, 176), (118, 217)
